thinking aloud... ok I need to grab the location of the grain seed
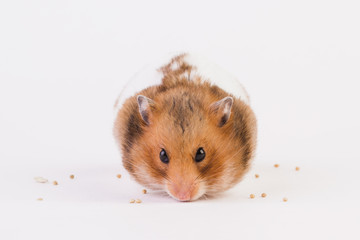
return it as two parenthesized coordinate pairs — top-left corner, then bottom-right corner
(34, 177), (48, 183)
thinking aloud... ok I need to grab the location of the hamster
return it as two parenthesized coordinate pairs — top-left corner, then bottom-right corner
(113, 53), (257, 201)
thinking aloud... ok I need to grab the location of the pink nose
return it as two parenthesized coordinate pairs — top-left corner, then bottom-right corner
(176, 190), (191, 201)
(168, 184), (193, 201)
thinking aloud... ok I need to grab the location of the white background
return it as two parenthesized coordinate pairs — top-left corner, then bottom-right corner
(1, 0), (360, 239)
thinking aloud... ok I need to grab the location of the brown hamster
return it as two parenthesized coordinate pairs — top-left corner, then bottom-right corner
(113, 53), (257, 201)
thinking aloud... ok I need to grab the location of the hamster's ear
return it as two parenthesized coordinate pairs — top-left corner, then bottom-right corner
(209, 96), (233, 127)
(137, 95), (155, 125)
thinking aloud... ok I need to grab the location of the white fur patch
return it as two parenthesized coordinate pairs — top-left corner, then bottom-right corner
(192, 182), (207, 200)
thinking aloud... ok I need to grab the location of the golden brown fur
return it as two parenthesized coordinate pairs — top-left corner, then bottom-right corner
(113, 55), (257, 201)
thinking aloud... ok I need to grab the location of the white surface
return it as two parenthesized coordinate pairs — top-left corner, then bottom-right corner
(1, 0), (360, 240)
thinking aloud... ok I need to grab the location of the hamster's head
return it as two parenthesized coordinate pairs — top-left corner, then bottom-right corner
(123, 89), (255, 201)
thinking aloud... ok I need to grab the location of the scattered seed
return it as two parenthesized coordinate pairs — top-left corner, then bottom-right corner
(283, 197), (288, 202)
(261, 193), (267, 198)
(34, 177), (48, 183)
(295, 166), (300, 171)
(37, 198), (43, 201)
(70, 175), (75, 179)
(135, 199), (142, 203)
(142, 189), (147, 194)
(53, 181), (58, 185)
(255, 174), (259, 178)
(116, 174), (122, 179)
(274, 164), (279, 168)
(250, 194), (255, 199)
(129, 199), (135, 203)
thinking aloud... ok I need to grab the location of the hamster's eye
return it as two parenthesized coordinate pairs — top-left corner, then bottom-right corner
(159, 149), (169, 164)
(195, 148), (206, 162)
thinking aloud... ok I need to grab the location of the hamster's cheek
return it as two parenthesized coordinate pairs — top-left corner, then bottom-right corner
(191, 181), (207, 201)
(134, 165), (165, 190)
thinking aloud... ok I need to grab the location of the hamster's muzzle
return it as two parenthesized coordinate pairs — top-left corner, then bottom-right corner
(166, 181), (204, 202)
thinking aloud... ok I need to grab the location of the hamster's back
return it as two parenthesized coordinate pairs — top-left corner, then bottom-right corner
(114, 53), (250, 115)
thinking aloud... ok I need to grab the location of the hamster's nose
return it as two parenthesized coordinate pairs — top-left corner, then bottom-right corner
(167, 183), (194, 202)
(176, 190), (191, 202)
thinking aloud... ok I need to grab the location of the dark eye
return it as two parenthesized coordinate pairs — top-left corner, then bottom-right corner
(195, 148), (206, 162)
(159, 149), (169, 164)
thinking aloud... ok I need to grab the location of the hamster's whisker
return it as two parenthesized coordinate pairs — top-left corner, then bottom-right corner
(201, 194), (208, 200)
(225, 145), (246, 164)
(196, 155), (228, 181)
(137, 157), (172, 183)
(158, 170), (171, 182)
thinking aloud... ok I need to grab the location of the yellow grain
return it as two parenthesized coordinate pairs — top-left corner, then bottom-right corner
(34, 177), (48, 183)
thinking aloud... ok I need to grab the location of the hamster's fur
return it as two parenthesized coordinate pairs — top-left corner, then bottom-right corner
(113, 53), (257, 201)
